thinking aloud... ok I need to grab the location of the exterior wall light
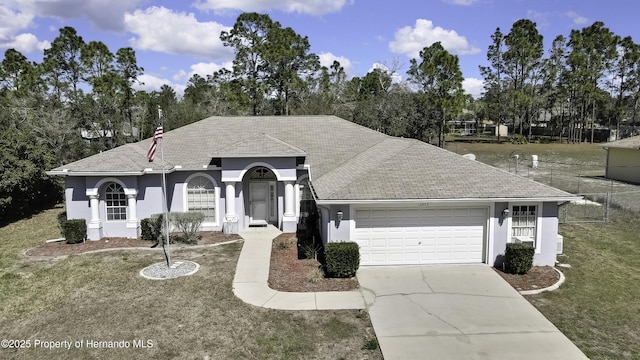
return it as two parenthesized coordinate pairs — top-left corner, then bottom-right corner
(336, 210), (343, 228)
(502, 208), (510, 220)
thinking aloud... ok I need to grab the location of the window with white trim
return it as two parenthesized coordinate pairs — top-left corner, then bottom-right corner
(105, 183), (127, 221)
(511, 205), (537, 245)
(187, 176), (216, 223)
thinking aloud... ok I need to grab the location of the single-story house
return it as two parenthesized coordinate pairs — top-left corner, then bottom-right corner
(602, 135), (640, 184)
(48, 115), (577, 267)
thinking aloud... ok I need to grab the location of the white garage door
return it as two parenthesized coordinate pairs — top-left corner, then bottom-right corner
(354, 207), (486, 265)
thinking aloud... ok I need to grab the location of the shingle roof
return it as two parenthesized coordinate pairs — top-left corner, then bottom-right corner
(602, 135), (640, 149)
(51, 115), (574, 201)
(215, 133), (307, 157)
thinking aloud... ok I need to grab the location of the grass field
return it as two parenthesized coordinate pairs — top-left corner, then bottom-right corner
(531, 222), (640, 359)
(0, 207), (382, 360)
(445, 142), (606, 172)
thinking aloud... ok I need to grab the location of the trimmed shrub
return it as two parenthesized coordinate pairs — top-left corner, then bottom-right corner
(171, 211), (204, 244)
(324, 242), (360, 278)
(504, 242), (535, 274)
(61, 219), (87, 244)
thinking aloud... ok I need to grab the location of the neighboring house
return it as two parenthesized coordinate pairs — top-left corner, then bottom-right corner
(602, 135), (640, 184)
(48, 115), (577, 267)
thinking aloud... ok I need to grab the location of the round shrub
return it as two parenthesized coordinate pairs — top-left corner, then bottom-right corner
(504, 242), (535, 274)
(61, 219), (87, 244)
(324, 241), (360, 278)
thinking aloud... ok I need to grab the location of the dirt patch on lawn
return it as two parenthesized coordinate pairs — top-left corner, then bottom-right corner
(25, 231), (241, 257)
(493, 266), (560, 292)
(268, 233), (359, 292)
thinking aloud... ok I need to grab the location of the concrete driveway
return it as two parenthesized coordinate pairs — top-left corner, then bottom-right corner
(357, 265), (588, 360)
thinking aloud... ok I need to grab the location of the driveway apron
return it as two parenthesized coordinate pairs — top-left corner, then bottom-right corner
(357, 265), (588, 360)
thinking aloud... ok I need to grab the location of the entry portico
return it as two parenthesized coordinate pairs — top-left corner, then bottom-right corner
(216, 133), (306, 233)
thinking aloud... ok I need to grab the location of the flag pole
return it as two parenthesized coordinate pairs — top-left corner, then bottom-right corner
(159, 106), (172, 268)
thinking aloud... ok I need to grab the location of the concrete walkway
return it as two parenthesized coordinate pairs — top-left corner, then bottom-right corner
(232, 226), (366, 310)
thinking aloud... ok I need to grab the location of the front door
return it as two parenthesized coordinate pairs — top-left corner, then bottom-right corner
(249, 182), (269, 225)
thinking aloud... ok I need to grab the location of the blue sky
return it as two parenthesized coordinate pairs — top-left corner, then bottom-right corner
(1, 0), (638, 98)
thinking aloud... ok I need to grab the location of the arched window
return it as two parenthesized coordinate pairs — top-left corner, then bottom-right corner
(249, 167), (276, 180)
(187, 176), (216, 223)
(105, 183), (127, 221)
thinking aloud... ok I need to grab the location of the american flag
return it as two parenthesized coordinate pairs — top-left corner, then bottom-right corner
(147, 124), (163, 162)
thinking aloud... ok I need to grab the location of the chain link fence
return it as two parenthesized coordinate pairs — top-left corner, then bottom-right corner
(504, 159), (640, 223)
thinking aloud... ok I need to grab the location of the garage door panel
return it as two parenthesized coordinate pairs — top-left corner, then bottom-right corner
(355, 208), (486, 265)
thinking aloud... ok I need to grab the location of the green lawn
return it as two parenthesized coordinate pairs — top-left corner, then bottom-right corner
(530, 222), (640, 359)
(0, 207), (382, 359)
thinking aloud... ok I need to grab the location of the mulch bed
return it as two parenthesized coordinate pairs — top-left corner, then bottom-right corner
(268, 233), (359, 292)
(26, 231), (241, 257)
(493, 266), (560, 292)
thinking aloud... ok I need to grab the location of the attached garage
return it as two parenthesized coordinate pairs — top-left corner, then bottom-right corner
(354, 207), (487, 265)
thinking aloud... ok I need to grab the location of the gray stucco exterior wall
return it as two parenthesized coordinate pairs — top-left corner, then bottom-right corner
(65, 176), (89, 221)
(492, 201), (558, 268)
(537, 202), (559, 266)
(492, 202), (509, 267)
(324, 204), (351, 243)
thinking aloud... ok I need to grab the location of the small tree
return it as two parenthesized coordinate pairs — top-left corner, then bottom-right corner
(171, 211), (204, 244)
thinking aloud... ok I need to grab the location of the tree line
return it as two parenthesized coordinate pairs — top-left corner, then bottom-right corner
(1, 13), (639, 221)
(481, 19), (640, 143)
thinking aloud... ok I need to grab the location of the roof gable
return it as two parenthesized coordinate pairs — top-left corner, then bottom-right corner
(215, 133), (306, 158)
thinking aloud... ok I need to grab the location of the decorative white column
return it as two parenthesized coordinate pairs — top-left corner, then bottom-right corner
(224, 182), (238, 234)
(284, 181), (295, 217)
(282, 181), (297, 232)
(125, 190), (138, 235)
(225, 182), (236, 219)
(86, 188), (103, 240)
(89, 195), (100, 225)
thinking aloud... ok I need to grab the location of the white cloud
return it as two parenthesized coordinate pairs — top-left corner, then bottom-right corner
(0, 5), (49, 53)
(389, 19), (480, 58)
(191, 61), (232, 76)
(140, 61), (233, 96)
(369, 62), (403, 83)
(443, 0), (479, 5)
(526, 10), (549, 29)
(124, 6), (232, 60)
(3, 0), (145, 32)
(173, 61), (234, 82)
(193, 0), (353, 15)
(318, 52), (353, 73)
(566, 11), (588, 26)
(0, 5), (34, 40)
(134, 73), (186, 97)
(2, 33), (50, 53)
(462, 77), (483, 98)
